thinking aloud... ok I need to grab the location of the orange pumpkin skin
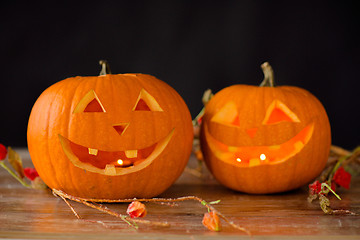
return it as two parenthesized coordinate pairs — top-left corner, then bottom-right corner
(200, 84), (331, 194)
(27, 73), (193, 199)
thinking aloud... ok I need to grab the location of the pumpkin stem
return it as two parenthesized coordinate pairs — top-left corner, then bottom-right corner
(99, 60), (112, 76)
(260, 62), (275, 87)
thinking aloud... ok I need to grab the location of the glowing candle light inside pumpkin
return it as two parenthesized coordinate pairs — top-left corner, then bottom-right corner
(236, 158), (242, 163)
(117, 159), (124, 165)
(260, 154), (266, 161)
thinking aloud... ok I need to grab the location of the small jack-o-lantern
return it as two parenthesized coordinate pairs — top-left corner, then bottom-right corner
(27, 61), (193, 199)
(200, 62), (331, 194)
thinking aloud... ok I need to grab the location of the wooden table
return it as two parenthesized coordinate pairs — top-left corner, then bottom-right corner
(1, 149), (359, 239)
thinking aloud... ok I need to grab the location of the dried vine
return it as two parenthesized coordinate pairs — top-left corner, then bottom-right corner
(307, 145), (360, 215)
(52, 189), (251, 235)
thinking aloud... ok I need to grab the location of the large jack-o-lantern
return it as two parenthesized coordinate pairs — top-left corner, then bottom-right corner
(200, 62), (331, 194)
(27, 61), (193, 199)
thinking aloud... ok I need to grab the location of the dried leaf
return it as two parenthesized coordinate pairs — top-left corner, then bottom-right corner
(7, 147), (24, 178)
(202, 89), (213, 105)
(31, 177), (48, 190)
(319, 195), (333, 214)
(307, 193), (318, 203)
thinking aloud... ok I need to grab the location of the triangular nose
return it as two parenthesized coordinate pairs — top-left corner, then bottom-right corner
(113, 123), (129, 136)
(246, 127), (258, 138)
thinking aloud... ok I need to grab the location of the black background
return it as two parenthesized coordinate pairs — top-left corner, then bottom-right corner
(0, 1), (359, 149)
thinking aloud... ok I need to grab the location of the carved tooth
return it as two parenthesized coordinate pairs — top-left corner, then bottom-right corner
(125, 150), (138, 158)
(105, 164), (116, 176)
(294, 141), (304, 151)
(249, 158), (260, 167)
(269, 145), (281, 150)
(88, 148), (98, 156)
(228, 146), (239, 152)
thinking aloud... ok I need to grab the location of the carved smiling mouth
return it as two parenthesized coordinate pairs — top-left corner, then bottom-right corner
(58, 129), (174, 176)
(204, 124), (314, 167)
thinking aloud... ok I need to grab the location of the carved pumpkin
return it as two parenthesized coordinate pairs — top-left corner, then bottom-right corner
(200, 62), (331, 194)
(27, 61), (193, 199)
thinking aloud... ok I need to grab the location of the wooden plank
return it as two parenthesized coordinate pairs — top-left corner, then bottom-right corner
(0, 149), (359, 239)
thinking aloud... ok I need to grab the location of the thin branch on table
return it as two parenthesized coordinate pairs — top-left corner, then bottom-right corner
(52, 189), (170, 229)
(53, 191), (82, 219)
(342, 149), (360, 167)
(333, 210), (358, 216)
(330, 145), (351, 156)
(184, 166), (203, 178)
(52, 189), (250, 235)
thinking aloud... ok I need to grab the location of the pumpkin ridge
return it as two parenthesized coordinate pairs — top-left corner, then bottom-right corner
(50, 80), (78, 193)
(64, 78), (88, 196)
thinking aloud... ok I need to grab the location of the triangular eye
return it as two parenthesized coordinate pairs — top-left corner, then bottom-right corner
(132, 89), (163, 112)
(211, 101), (240, 127)
(262, 100), (300, 125)
(73, 90), (106, 113)
(134, 99), (151, 111)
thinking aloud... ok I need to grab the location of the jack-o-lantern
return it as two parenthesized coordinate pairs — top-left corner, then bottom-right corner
(200, 62), (331, 194)
(27, 61), (193, 199)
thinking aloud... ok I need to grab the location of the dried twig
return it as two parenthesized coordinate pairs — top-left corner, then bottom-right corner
(52, 189), (169, 229)
(184, 166), (203, 178)
(333, 210), (358, 215)
(52, 189), (250, 235)
(330, 145), (351, 156)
